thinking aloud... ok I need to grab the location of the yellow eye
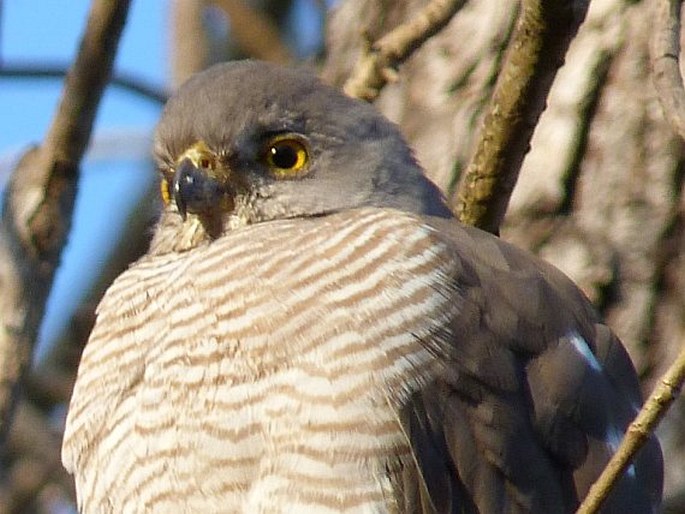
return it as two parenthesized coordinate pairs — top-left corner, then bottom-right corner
(264, 136), (309, 178)
(160, 177), (171, 205)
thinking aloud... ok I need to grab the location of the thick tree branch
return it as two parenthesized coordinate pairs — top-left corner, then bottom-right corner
(453, 0), (590, 234)
(343, 0), (465, 102)
(577, 344), (685, 513)
(652, 0), (685, 141)
(0, 0), (131, 440)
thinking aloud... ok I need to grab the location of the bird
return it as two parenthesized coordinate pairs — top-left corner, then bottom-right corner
(62, 60), (663, 513)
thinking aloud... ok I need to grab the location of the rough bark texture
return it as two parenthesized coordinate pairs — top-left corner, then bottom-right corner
(325, 0), (684, 505)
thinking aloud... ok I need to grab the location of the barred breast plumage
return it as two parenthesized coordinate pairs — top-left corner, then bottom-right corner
(63, 208), (461, 513)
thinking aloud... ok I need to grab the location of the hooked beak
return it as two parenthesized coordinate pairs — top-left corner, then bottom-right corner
(172, 158), (229, 221)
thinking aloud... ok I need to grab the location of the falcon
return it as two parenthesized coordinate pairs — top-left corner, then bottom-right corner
(62, 60), (663, 513)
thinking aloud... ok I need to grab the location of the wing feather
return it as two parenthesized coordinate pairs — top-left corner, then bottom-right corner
(402, 217), (663, 513)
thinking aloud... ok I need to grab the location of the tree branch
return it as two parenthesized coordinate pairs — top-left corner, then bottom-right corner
(170, 0), (209, 88)
(212, 0), (293, 64)
(0, 0), (131, 441)
(652, 0), (685, 141)
(576, 343), (685, 513)
(343, 0), (465, 102)
(453, 0), (590, 234)
(0, 63), (167, 104)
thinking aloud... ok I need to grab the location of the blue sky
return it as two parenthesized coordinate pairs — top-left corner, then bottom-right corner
(2, 0), (166, 150)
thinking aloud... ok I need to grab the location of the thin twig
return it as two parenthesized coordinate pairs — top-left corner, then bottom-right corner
(343, 0), (465, 102)
(0, 63), (167, 104)
(651, 0), (685, 141)
(576, 344), (685, 513)
(453, 0), (590, 234)
(0, 0), (131, 441)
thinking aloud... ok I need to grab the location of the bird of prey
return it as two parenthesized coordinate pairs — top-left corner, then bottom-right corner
(62, 60), (662, 513)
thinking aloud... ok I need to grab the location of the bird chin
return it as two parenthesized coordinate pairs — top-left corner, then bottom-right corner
(195, 211), (224, 239)
(198, 210), (254, 238)
(225, 214), (252, 231)
(184, 195), (247, 239)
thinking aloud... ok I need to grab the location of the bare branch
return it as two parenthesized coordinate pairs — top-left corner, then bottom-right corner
(171, 0), (293, 88)
(171, 0), (209, 88)
(212, 0), (293, 63)
(0, 62), (167, 104)
(343, 0), (465, 102)
(453, 0), (590, 234)
(652, 0), (685, 141)
(576, 343), (685, 514)
(0, 0), (131, 440)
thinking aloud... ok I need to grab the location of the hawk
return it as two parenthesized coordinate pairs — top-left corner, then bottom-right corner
(62, 60), (662, 513)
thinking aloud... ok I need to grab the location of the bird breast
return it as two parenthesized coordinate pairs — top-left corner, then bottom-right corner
(63, 207), (460, 512)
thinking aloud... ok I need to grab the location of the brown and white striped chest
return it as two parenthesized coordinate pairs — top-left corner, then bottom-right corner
(64, 208), (460, 513)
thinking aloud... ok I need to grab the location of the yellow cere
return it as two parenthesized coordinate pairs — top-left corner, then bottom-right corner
(160, 178), (171, 205)
(180, 140), (216, 170)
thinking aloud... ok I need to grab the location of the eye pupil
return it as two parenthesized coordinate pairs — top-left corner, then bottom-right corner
(270, 144), (298, 169)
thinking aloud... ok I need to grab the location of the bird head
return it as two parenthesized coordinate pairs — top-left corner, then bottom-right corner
(151, 60), (450, 253)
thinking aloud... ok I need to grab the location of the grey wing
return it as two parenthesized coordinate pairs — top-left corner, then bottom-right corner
(401, 218), (663, 514)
